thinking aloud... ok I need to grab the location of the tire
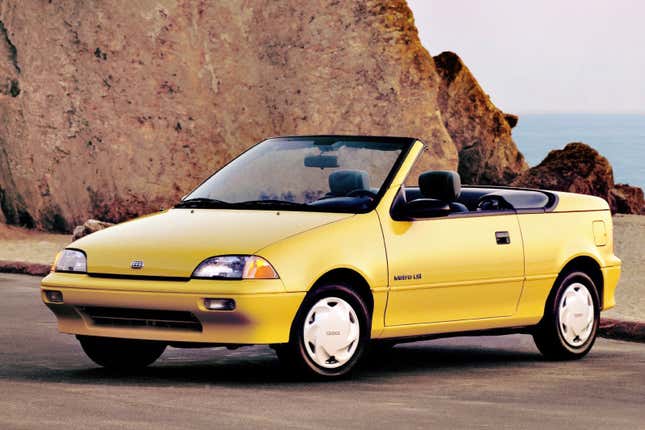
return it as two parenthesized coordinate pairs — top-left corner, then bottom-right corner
(77, 336), (166, 370)
(533, 271), (600, 360)
(276, 283), (370, 379)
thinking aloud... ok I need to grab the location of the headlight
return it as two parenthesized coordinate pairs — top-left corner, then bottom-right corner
(192, 255), (278, 280)
(53, 249), (87, 273)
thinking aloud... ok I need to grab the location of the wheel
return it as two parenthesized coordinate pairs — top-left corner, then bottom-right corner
(77, 336), (166, 370)
(533, 271), (599, 360)
(276, 283), (370, 379)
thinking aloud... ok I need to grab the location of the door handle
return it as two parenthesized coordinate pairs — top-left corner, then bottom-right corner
(495, 231), (511, 245)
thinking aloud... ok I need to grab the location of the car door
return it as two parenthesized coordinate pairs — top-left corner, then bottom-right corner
(380, 209), (525, 326)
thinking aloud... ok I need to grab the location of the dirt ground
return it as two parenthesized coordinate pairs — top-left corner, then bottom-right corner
(0, 223), (71, 265)
(0, 215), (642, 321)
(603, 215), (645, 322)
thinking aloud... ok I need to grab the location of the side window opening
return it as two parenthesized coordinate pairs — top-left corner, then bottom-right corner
(403, 146), (434, 188)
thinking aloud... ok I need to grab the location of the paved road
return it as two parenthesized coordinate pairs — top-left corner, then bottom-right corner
(1, 274), (643, 430)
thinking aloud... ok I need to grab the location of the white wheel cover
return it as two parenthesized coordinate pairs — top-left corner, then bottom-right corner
(303, 297), (360, 369)
(558, 282), (595, 347)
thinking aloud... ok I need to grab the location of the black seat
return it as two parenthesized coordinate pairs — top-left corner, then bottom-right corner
(417, 170), (468, 213)
(327, 170), (370, 197)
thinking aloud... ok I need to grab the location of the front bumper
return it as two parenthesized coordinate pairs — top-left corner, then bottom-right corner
(41, 273), (305, 345)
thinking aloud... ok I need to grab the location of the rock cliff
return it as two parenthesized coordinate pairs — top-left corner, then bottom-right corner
(434, 51), (527, 185)
(0, 0), (534, 231)
(0, 0), (452, 230)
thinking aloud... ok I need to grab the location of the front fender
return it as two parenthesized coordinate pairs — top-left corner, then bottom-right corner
(257, 211), (389, 336)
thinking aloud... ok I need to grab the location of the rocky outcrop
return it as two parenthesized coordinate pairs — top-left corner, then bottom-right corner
(434, 51), (528, 185)
(72, 219), (113, 241)
(0, 0), (465, 231)
(512, 143), (613, 200)
(512, 142), (644, 214)
(503, 113), (518, 129)
(611, 184), (645, 215)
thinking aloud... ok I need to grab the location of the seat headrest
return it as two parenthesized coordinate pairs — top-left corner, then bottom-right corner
(328, 170), (370, 196)
(418, 170), (461, 202)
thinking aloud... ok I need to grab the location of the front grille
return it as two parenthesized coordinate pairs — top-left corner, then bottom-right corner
(87, 273), (190, 282)
(79, 306), (203, 332)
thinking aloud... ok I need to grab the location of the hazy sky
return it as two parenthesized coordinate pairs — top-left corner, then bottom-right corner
(407, 0), (645, 114)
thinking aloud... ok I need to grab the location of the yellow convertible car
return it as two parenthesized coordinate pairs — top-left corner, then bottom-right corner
(42, 135), (621, 378)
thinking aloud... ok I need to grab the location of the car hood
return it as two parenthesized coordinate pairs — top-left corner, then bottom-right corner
(72, 209), (353, 277)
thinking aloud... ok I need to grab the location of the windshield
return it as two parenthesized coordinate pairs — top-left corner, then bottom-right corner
(178, 136), (412, 213)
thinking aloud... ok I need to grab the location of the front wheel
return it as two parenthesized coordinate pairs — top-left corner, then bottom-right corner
(533, 271), (599, 360)
(276, 284), (370, 379)
(78, 336), (166, 370)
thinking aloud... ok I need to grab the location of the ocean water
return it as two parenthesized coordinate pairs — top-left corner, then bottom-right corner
(512, 114), (644, 189)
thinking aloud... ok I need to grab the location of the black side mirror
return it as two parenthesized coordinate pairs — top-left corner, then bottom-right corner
(392, 198), (450, 220)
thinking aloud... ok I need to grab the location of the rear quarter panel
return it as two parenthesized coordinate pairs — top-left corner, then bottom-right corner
(516, 193), (620, 319)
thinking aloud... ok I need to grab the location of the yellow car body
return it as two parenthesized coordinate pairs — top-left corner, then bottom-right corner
(42, 139), (621, 349)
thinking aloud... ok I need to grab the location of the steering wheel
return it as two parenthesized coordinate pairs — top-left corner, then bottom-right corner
(477, 195), (512, 211)
(346, 189), (377, 200)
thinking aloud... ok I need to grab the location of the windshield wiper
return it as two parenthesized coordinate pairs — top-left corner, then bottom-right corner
(235, 199), (310, 209)
(175, 197), (231, 208)
(176, 198), (310, 210)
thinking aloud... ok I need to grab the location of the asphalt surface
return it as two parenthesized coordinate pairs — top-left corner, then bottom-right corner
(1, 274), (644, 430)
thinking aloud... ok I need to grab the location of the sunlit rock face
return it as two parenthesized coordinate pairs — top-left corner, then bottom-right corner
(0, 0), (467, 231)
(1, 1), (537, 231)
(434, 51), (528, 186)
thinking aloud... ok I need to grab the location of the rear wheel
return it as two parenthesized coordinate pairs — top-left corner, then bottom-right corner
(276, 284), (370, 379)
(533, 271), (599, 360)
(78, 336), (166, 370)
